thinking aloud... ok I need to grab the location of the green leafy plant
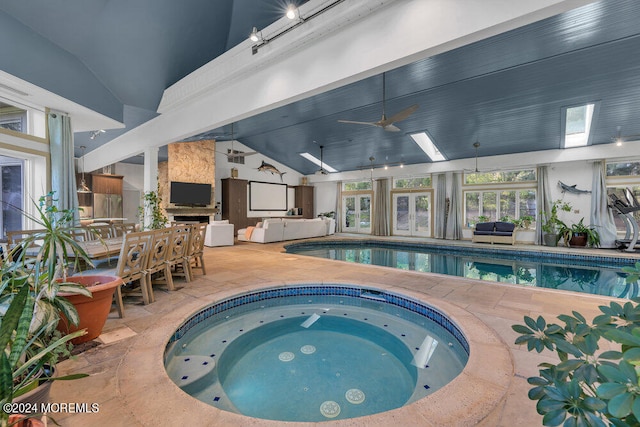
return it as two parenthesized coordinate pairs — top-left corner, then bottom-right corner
(540, 199), (572, 235)
(139, 190), (168, 230)
(558, 217), (601, 248)
(0, 192), (92, 425)
(319, 211), (335, 218)
(520, 215), (535, 229)
(512, 262), (640, 426)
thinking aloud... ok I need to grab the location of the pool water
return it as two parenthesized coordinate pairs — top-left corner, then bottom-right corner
(165, 289), (468, 422)
(285, 241), (639, 299)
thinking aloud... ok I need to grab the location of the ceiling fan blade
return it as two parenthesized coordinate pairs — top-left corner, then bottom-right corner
(379, 104), (419, 127)
(228, 151), (257, 158)
(337, 119), (380, 127)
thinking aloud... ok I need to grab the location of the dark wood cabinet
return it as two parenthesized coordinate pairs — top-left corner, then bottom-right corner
(91, 174), (123, 194)
(222, 178), (258, 230)
(293, 185), (314, 219)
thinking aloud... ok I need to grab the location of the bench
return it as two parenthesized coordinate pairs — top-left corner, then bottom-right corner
(472, 221), (516, 245)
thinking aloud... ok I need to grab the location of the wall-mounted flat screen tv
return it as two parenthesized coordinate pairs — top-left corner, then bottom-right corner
(170, 181), (211, 206)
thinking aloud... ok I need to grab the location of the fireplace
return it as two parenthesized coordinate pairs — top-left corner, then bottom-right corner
(173, 215), (210, 223)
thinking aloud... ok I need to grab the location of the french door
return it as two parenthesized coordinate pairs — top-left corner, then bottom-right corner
(342, 194), (371, 234)
(392, 192), (432, 237)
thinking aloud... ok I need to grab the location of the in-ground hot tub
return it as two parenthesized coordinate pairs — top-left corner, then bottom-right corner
(165, 285), (469, 422)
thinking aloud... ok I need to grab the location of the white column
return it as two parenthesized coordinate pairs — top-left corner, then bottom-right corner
(143, 147), (159, 229)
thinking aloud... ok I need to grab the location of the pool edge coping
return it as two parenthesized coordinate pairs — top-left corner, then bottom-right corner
(117, 280), (514, 426)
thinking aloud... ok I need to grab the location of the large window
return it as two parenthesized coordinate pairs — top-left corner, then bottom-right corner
(464, 169), (536, 185)
(393, 176), (431, 189)
(0, 98), (46, 138)
(343, 180), (372, 191)
(463, 168), (537, 227)
(0, 156), (24, 239)
(464, 189), (536, 226)
(606, 161), (640, 234)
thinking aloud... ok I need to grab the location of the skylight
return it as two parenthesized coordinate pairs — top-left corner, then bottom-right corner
(410, 132), (446, 161)
(299, 152), (338, 173)
(563, 103), (595, 148)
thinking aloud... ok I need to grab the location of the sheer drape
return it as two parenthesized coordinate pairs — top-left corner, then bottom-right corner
(373, 178), (390, 236)
(335, 181), (342, 233)
(434, 173), (447, 239)
(591, 160), (617, 248)
(446, 173), (462, 240)
(48, 113), (79, 221)
(537, 166), (551, 245)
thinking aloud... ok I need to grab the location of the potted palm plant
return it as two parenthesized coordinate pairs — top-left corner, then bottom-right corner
(0, 192), (120, 424)
(0, 193), (92, 426)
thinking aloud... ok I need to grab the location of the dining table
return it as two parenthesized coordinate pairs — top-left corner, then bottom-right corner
(23, 237), (123, 261)
(77, 237), (123, 260)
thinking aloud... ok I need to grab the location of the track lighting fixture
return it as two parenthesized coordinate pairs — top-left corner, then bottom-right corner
(251, 0), (344, 55)
(286, 5), (298, 20)
(89, 129), (105, 140)
(249, 27), (261, 42)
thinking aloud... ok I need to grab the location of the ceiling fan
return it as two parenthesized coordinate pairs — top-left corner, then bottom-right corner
(338, 73), (418, 132)
(315, 145), (329, 175)
(216, 123), (257, 160)
(463, 141), (483, 173)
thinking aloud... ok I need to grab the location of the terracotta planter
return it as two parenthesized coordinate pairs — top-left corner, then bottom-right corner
(569, 233), (587, 247)
(8, 414), (45, 427)
(57, 275), (123, 344)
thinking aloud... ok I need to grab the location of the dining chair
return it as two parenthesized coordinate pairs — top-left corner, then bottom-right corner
(74, 230), (154, 315)
(186, 222), (207, 278)
(113, 223), (137, 237)
(166, 225), (193, 283)
(144, 227), (175, 303)
(6, 229), (46, 261)
(85, 224), (113, 241)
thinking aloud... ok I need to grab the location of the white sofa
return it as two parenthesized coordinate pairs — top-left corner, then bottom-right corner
(237, 217), (334, 243)
(204, 220), (235, 247)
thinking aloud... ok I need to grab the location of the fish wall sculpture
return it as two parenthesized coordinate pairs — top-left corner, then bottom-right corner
(558, 181), (591, 194)
(257, 161), (286, 182)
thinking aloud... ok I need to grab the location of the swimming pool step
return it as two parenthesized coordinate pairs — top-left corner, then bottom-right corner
(167, 355), (216, 389)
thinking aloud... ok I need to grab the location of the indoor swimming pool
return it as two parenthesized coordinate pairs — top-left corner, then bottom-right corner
(165, 285), (468, 422)
(285, 240), (639, 299)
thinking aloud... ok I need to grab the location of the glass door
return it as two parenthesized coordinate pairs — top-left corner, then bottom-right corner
(392, 192), (431, 237)
(342, 194), (371, 233)
(1, 162), (23, 240)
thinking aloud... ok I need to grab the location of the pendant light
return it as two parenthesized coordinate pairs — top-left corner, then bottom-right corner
(77, 146), (92, 194)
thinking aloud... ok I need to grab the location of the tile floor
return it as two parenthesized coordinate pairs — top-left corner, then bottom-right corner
(49, 236), (635, 426)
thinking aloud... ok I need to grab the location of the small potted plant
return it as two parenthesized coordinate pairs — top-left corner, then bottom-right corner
(540, 199), (572, 246)
(558, 217), (601, 248)
(520, 215), (535, 229)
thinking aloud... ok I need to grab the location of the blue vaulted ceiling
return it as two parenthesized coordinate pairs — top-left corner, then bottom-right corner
(1, 0), (640, 174)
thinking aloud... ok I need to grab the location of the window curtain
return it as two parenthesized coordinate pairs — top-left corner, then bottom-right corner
(48, 113), (80, 222)
(446, 173), (462, 240)
(434, 173), (447, 239)
(591, 160), (617, 248)
(335, 181), (342, 233)
(373, 178), (390, 236)
(537, 166), (551, 245)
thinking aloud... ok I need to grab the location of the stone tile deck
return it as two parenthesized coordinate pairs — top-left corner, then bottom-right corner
(50, 236), (635, 426)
